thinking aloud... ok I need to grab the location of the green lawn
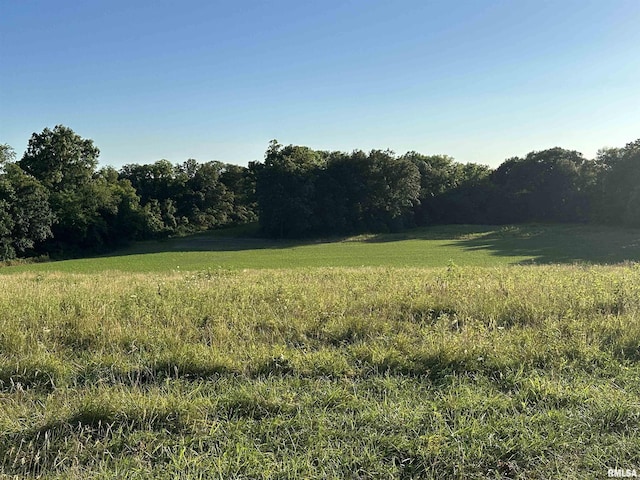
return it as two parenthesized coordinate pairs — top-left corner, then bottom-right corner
(4, 223), (640, 274)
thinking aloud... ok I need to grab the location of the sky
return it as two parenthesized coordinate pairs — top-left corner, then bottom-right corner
(1, 0), (639, 168)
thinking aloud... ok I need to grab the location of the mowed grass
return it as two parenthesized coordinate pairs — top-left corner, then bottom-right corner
(4, 223), (640, 273)
(1, 265), (640, 478)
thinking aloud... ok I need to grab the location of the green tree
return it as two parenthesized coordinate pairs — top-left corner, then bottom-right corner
(400, 152), (462, 224)
(120, 159), (186, 207)
(256, 141), (325, 237)
(18, 126), (148, 252)
(257, 142), (421, 237)
(121, 158), (256, 234)
(220, 163), (258, 224)
(18, 125), (99, 191)
(398, 152), (494, 225)
(356, 149), (420, 231)
(177, 160), (234, 229)
(92, 167), (151, 245)
(0, 144), (17, 164)
(0, 161), (54, 260)
(119, 160), (186, 236)
(595, 140), (640, 226)
(433, 163), (493, 224)
(17, 126), (100, 251)
(491, 148), (590, 223)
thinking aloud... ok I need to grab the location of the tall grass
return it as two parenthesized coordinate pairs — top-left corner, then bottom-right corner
(1, 265), (639, 478)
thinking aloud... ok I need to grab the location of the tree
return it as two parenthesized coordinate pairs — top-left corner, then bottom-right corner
(595, 139), (640, 225)
(433, 163), (493, 224)
(119, 160), (187, 236)
(0, 161), (53, 260)
(220, 163), (258, 224)
(178, 160), (233, 229)
(398, 152), (494, 225)
(120, 159), (186, 206)
(313, 151), (353, 233)
(0, 144), (16, 164)
(18, 125), (99, 191)
(491, 148), (590, 223)
(18, 126), (150, 252)
(255, 141), (325, 237)
(400, 152), (462, 225)
(355, 149), (420, 231)
(17, 126), (100, 251)
(121, 158), (256, 234)
(0, 144), (53, 259)
(256, 142), (421, 237)
(90, 167), (151, 246)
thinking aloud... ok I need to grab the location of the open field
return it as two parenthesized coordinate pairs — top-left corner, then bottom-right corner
(4, 223), (640, 273)
(1, 225), (640, 478)
(2, 264), (640, 478)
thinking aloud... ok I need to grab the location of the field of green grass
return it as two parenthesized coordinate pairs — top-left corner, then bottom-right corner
(4, 223), (640, 273)
(1, 225), (640, 478)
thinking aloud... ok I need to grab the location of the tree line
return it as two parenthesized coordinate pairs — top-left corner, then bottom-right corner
(0, 125), (638, 260)
(0, 126), (257, 259)
(257, 138), (640, 236)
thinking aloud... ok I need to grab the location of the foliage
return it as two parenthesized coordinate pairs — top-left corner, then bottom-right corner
(330, 149), (420, 233)
(11, 125), (259, 254)
(120, 158), (257, 237)
(18, 125), (100, 192)
(593, 140), (640, 226)
(92, 167), (153, 245)
(256, 142), (421, 237)
(5, 125), (640, 258)
(0, 143), (17, 164)
(0, 163), (53, 259)
(255, 141), (326, 237)
(17, 126), (148, 253)
(491, 148), (591, 223)
(401, 152), (467, 224)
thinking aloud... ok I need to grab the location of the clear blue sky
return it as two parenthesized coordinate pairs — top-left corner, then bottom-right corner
(1, 0), (639, 168)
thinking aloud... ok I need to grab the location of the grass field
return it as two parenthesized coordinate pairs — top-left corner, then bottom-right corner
(4, 223), (640, 273)
(1, 225), (640, 478)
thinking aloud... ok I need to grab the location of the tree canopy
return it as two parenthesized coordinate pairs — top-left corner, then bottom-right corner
(1, 125), (639, 259)
(0, 162), (53, 259)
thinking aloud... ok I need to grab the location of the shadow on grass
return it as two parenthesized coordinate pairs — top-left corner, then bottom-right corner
(111, 224), (500, 256)
(98, 223), (355, 257)
(114, 234), (346, 255)
(444, 224), (640, 265)
(79, 223), (640, 265)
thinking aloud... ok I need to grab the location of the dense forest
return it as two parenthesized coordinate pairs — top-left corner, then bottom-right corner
(0, 125), (639, 260)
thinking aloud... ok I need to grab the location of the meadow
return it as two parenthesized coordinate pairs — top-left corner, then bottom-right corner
(4, 223), (640, 273)
(1, 225), (640, 478)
